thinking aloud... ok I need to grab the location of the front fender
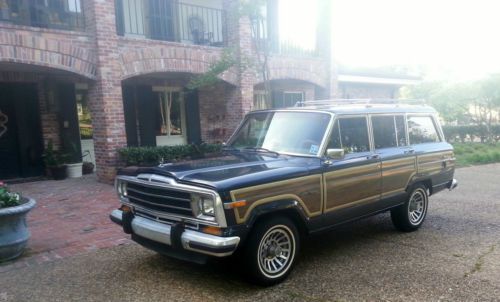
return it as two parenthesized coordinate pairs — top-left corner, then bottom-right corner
(245, 199), (310, 230)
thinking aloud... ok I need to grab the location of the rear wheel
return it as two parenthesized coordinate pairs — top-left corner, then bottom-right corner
(243, 216), (300, 286)
(391, 184), (429, 232)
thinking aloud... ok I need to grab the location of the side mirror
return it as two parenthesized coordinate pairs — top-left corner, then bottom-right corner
(326, 148), (344, 160)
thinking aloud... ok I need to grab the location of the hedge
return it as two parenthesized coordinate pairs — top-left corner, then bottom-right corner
(442, 124), (500, 143)
(118, 143), (223, 166)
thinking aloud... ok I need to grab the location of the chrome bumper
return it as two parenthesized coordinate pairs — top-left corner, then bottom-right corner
(448, 178), (458, 191)
(110, 209), (240, 257)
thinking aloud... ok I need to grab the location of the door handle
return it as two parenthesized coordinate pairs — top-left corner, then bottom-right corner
(404, 149), (415, 154)
(369, 154), (380, 159)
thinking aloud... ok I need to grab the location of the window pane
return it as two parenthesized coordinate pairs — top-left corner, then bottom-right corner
(395, 115), (407, 146)
(328, 117), (370, 154)
(408, 116), (440, 144)
(157, 91), (183, 136)
(231, 112), (330, 155)
(372, 116), (397, 149)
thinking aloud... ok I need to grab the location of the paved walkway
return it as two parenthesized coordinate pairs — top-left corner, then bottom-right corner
(1, 175), (130, 272)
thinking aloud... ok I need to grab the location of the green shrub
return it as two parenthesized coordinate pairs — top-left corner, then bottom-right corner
(442, 124), (500, 143)
(118, 143), (223, 166)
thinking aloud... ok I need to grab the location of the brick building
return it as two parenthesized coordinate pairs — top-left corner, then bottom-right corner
(0, 0), (335, 183)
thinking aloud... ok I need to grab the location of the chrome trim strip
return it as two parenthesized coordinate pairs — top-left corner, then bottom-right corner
(111, 209), (239, 257)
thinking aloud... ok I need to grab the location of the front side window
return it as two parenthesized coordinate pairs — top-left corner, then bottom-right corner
(328, 117), (370, 154)
(371, 115), (408, 149)
(230, 111), (331, 155)
(407, 116), (440, 144)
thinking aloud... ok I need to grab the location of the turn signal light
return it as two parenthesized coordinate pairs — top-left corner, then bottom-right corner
(202, 226), (223, 236)
(226, 200), (247, 209)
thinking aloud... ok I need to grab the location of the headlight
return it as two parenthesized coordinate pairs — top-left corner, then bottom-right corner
(191, 194), (215, 218)
(115, 180), (128, 198)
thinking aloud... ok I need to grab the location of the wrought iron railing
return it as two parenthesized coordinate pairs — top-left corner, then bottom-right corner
(116, 0), (226, 47)
(0, 0), (84, 31)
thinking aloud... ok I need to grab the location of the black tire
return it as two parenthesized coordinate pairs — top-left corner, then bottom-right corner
(391, 184), (429, 232)
(242, 216), (300, 286)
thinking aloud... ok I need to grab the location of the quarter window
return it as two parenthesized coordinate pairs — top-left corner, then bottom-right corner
(407, 116), (440, 144)
(371, 115), (408, 149)
(328, 117), (370, 154)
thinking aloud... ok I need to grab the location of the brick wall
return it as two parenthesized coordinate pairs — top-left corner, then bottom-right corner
(0, 0), (333, 183)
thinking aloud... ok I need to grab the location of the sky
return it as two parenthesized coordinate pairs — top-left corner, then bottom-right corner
(280, 0), (500, 81)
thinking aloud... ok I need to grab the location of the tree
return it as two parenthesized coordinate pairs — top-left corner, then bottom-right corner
(472, 74), (500, 142)
(401, 81), (473, 124)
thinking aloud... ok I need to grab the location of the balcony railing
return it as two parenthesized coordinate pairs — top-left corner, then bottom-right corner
(0, 0), (85, 31)
(116, 0), (226, 47)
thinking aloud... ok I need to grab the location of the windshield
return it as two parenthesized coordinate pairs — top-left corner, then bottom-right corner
(229, 111), (331, 156)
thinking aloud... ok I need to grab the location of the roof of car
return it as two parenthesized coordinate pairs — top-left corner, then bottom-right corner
(252, 99), (437, 115)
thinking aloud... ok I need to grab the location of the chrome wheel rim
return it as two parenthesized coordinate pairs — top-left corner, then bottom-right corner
(408, 189), (427, 225)
(257, 225), (295, 278)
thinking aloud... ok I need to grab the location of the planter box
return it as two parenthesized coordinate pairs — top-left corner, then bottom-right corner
(67, 162), (83, 178)
(0, 198), (36, 262)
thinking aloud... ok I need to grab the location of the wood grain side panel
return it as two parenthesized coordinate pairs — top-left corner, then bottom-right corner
(324, 163), (381, 211)
(230, 175), (323, 224)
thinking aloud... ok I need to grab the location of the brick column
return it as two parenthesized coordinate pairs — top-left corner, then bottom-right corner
(223, 0), (257, 133)
(84, 0), (126, 183)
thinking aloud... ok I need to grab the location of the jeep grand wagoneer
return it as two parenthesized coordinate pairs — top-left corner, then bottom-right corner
(110, 100), (457, 285)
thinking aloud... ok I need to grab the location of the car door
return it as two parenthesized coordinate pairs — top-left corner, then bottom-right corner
(371, 114), (415, 207)
(322, 115), (382, 224)
(407, 114), (454, 188)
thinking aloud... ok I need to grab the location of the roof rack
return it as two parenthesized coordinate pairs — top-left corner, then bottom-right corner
(295, 98), (426, 107)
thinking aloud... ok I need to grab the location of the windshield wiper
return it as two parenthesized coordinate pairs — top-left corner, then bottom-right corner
(242, 147), (280, 156)
(222, 145), (241, 152)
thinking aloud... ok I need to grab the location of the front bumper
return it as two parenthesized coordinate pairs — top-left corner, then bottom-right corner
(448, 178), (458, 190)
(110, 209), (240, 257)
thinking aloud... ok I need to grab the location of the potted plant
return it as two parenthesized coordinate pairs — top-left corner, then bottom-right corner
(0, 181), (36, 262)
(42, 140), (68, 180)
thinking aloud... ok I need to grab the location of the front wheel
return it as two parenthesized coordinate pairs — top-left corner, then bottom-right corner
(391, 184), (429, 232)
(243, 216), (300, 286)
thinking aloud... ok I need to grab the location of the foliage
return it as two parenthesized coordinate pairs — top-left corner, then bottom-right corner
(42, 140), (69, 167)
(400, 81), (473, 123)
(187, 48), (238, 90)
(452, 143), (500, 166)
(118, 143), (223, 166)
(442, 124), (500, 143)
(0, 182), (22, 209)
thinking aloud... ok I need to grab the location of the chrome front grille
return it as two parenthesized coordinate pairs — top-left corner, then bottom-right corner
(126, 182), (193, 217)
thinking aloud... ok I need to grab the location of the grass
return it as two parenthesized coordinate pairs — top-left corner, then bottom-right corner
(452, 143), (500, 166)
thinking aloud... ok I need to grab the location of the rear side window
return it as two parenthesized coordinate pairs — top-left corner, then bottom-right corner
(407, 116), (440, 144)
(371, 115), (408, 149)
(328, 117), (370, 154)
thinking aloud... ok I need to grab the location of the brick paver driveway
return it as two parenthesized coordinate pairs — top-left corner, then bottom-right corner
(1, 175), (129, 271)
(1, 164), (499, 301)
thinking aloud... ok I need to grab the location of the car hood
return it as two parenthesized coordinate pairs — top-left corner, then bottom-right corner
(120, 151), (321, 192)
